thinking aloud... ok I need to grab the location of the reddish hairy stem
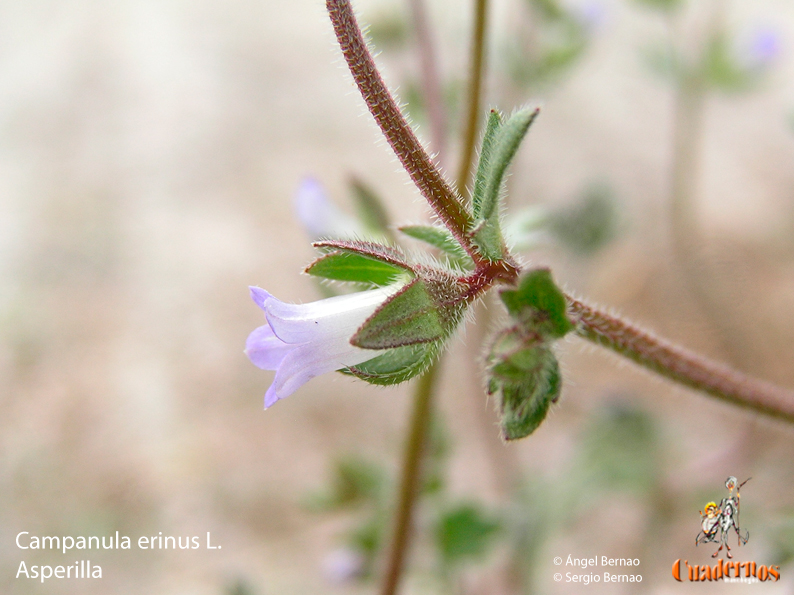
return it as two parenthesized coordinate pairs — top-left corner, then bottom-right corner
(567, 296), (794, 423)
(326, 0), (474, 254)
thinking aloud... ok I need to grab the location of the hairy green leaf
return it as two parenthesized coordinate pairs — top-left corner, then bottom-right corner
(500, 268), (573, 338)
(472, 109), (503, 219)
(313, 239), (413, 271)
(480, 108), (539, 223)
(497, 350), (561, 441)
(473, 108), (539, 260)
(399, 225), (468, 258)
(305, 251), (408, 286)
(487, 331), (562, 440)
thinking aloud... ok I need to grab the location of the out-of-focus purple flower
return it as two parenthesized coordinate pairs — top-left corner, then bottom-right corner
(294, 177), (363, 240)
(745, 27), (781, 69)
(575, 1), (606, 33)
(321, 547), (365, 584)
(245, 285), (397, 408)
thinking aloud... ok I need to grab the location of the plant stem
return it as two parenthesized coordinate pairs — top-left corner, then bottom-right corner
(567, 295), (794, 423)
(380, 361), (440, 595)
(325, 4), (497, 595)
(456, 0), (488, 194)
(407, 0), (447, 158)
(325, 0), (794, 425)
(326, 0), (472, 250)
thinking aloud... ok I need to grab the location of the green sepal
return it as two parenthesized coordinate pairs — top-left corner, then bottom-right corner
(473, 107), (540, 261)
(471, 109), (503, 219)
(305, 251), (409, 286)
(499, 268), (573, 338)
(351, 277), (461, 349)
(343, 341), (442, 386)
(398, 225), (470, 263)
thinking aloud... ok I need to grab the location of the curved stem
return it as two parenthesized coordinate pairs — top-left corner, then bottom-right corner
(380, 361), (440, 595)
(456, 0), (488, 194)
(567, 295), (794, 423)
(327, 0), (473, 251)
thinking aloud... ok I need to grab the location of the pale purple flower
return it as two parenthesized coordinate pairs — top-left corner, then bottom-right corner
(294, 177), (363, 239)
(245, 285), (397, 408)
(739, 27), (781, 71)
(748, 28), (781, 66)
(575, 1), (606, 33)
(321, 547), (365, 584)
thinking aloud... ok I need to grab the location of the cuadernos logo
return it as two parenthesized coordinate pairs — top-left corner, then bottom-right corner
(672, 559), (780, 583)
(672, 476), (780, 583)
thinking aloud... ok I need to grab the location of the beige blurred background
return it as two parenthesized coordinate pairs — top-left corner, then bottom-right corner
(1, 0), (794, 593)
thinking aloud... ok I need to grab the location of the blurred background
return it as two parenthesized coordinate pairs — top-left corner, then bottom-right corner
(1, 0), (794, 593)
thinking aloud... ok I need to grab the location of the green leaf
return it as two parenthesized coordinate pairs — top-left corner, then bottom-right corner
(436, 504), (501, 565)
(472, 109), (503, 219)
(305, 251), (409, 286)
(480, 108), (539, 222)
(313, 239), (413, 270)
(486, 326), (562, 441)
(351, 279), (448, 349)
(472, 221), (504, 262)
(500, 268), (573, 338)
(473, 107), (540, 260)
(399, 225), (468, 259)
(344, 341), (442, 385)
(349, 176), (393, 240)
(494, 348), (561, 441)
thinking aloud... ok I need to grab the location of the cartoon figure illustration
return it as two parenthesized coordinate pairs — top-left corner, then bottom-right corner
(695, 476), (750, 559)
(696, 501), (720, 544)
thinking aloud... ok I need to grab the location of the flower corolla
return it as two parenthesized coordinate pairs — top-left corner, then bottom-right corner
(245, 285), (397, 408)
